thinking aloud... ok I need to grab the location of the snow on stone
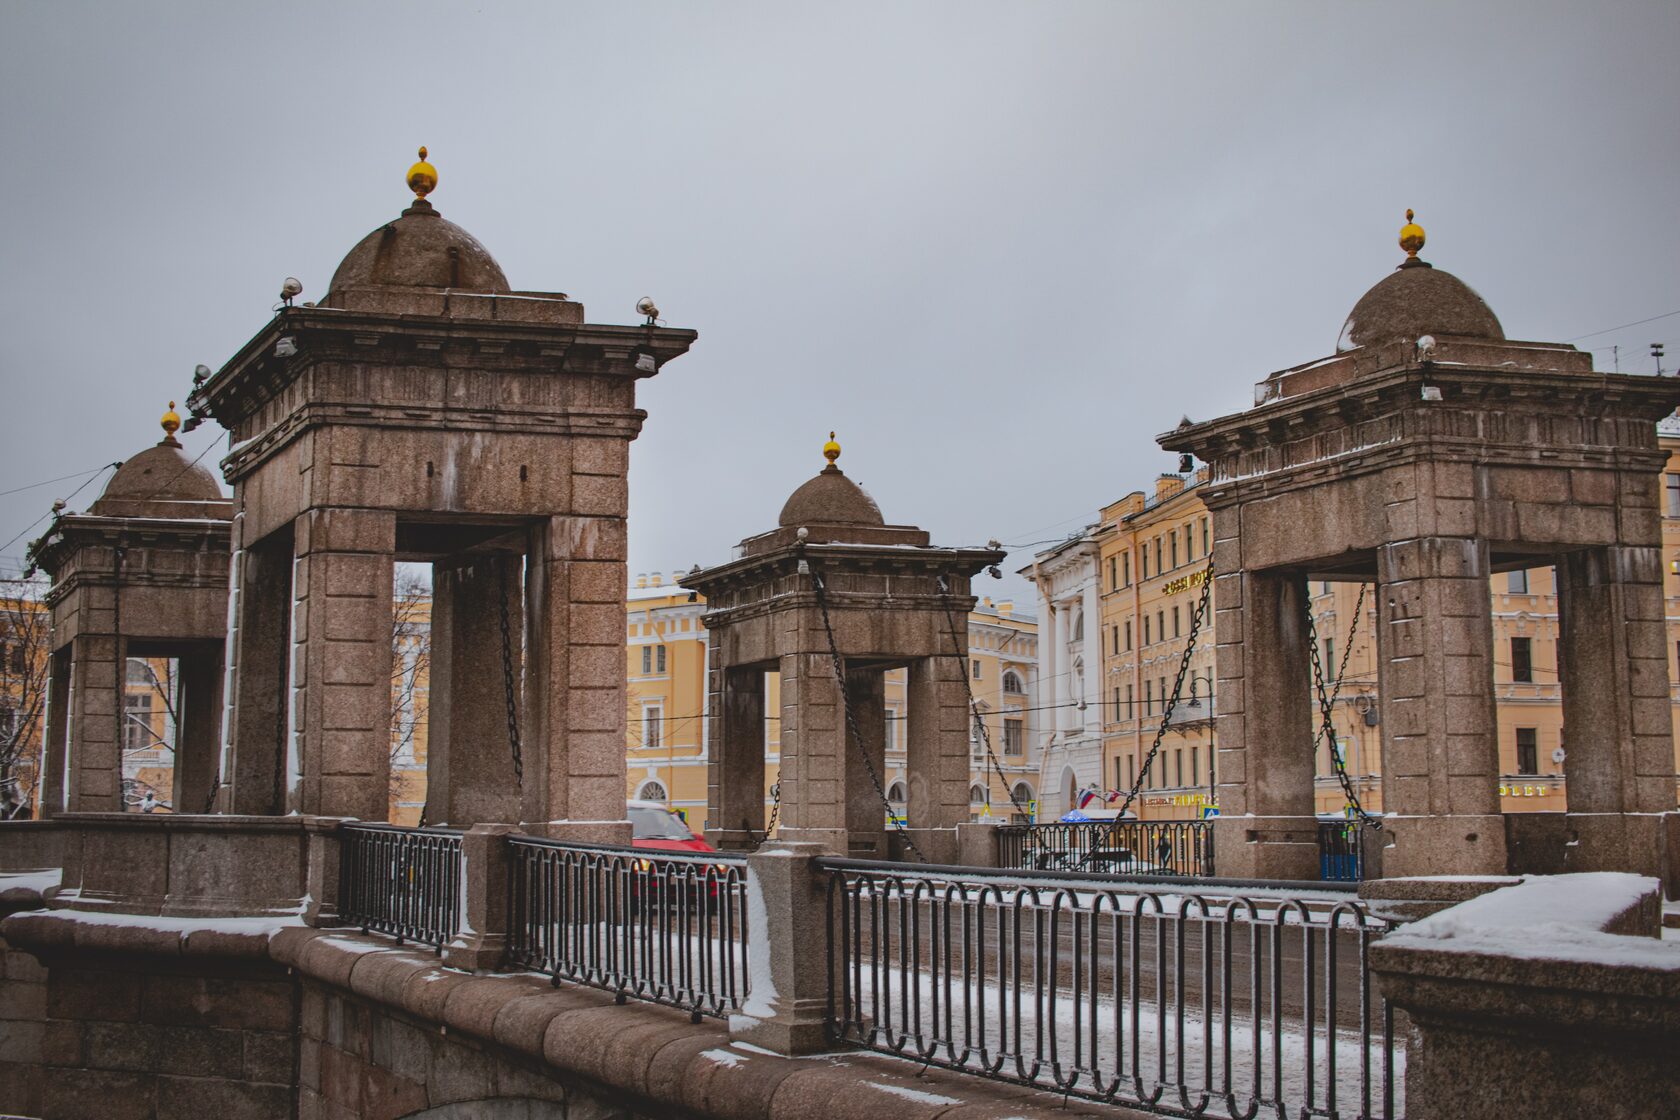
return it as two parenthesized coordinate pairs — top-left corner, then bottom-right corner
(868, 1082), (961, 1106)
(1386, 872), (1680, 969)
(0, 870), (61, 895)
(737, 869), (777, 1021)
(700, 1048), (745, 1067)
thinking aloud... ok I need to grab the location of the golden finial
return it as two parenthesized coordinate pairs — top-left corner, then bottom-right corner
(160, 401), (181, 446)
(407, 146), (438, 199)
(822, 431), (841, 468)
(1399, 208), (1426, 258)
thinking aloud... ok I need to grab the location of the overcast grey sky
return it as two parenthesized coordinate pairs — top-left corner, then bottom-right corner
(2, 1), (1676, 604)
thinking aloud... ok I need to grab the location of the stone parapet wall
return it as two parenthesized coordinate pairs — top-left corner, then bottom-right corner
(1373, 872), (1679, 1119)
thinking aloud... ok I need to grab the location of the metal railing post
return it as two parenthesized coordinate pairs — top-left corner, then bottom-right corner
(729, 841), (833, 1055)
(443, 823), (518, 972)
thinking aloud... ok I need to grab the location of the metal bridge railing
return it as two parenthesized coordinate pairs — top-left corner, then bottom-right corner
(997, 820), (1215, 878)
(821, 859), (1402, 1119)
(506, 837), (750, 1021)
(338, 822), (464, 952)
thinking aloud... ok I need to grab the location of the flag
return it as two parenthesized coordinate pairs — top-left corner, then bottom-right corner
(1077, 788), (1099, 809)
(1104, 789), (1122, 803)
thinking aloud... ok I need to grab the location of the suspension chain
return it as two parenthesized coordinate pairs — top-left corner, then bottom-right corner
(936, 575), (1031, 820)
(810, 565), (927, 863)
(757, 780), (782, 846)
(1306, 583), (1380, 829)
(498, 562), (524, 787)
(1109, 561), (1215, 825)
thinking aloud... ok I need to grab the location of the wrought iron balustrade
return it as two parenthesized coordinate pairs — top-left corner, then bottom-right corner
(997, 821), (1215, 878)
(506, 837), (750, 1021)
(338, 823), (464, 952)
(822, 859), (1401, 1119)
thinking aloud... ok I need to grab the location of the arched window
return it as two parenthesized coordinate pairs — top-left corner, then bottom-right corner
(969, 784), (988, 806)
(636, 780), (668, 801)
(1002, 670), (1024, 694)
(887, 781), (907, 804)
(1012, 781), (1034, 805)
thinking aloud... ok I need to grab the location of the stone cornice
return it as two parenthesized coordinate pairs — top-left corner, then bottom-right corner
(189, 305), (698, 440)
(1159, 363), (1680, 509)
(30, 514), (231, 584)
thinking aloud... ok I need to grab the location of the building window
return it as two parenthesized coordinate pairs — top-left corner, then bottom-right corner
(656, 644), (667, 673)
(1122, 552), (1130, 586)
(1508, 569), (1528, 594)
(972, 659), (982, 679)
(887, 781), (907, 805)
(1143, 616), (1151, 645)
(1516, 727), (1538, 775)
(1159, 677), (1168, 713)
(1125, 682), (1133, 716)
(1124, 620), (1132, 651)
(1108, 556), (1117, 590)
(1144, 679), (1154, 715)
(1113, 686), (1122, 721)
(1140, 548), (1149, 580)
(1174, 749), (1183, 788)
(1003, 719), (1023, 754)
(1190, 745), (1199, 785)
(1156, 610), (1165, 643)
(970, 784), (989, 807)
(641, 646), (652, 674)
(1186, 526), (1196, 561)
(637, 780), (668, 801)
(123, 692), (154, 752)
(1170, 532), (1179, 569)
(1002, 670), (1024, 694)
(971, 715), (983, 745)
(1126, 755), (1135, 787)
(1667, 474), (1680, 517)
(1112, 626), (1120, 655)
(1154, 538), (1163, 573)
(1173, 606), (1181, 638)
(1511, 637), (1533, 683)
(642, 706), (663, 749)
(1323, 637), (1334, 671)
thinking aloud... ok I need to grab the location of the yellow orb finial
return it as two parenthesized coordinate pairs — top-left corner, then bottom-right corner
(822, 431), (841, 468)
(160, 401), (181, 445)
(1399, 208), (1426, 258)
(407, 146), (438, 200)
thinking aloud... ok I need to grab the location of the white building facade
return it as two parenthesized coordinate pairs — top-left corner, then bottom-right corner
(1023, 532), (1105, 815)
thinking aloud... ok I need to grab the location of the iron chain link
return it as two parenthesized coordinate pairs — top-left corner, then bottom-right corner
(1306, 583), (1380, 829)
(937, 575), (1031, 820)
(1109, 560), (1215, 826)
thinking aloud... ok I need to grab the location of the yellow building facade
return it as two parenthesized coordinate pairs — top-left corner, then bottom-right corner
(622, 572), (1041, 832)
(1087, 427), (1680, 821)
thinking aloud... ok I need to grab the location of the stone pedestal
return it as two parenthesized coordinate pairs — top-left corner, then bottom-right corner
(442, 823), (517, 971)
(729, 842), (836, 1054)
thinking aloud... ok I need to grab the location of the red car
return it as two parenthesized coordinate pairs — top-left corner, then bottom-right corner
(627, 799), (715, 855)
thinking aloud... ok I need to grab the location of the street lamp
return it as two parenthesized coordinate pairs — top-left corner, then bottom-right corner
(1184, 673), (1215, 813)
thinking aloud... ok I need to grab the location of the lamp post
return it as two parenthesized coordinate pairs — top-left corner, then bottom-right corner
(1185, 673), (1215, 814)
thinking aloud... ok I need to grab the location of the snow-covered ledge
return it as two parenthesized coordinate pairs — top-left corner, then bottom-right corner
(1372, 873), (1678, 1120)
